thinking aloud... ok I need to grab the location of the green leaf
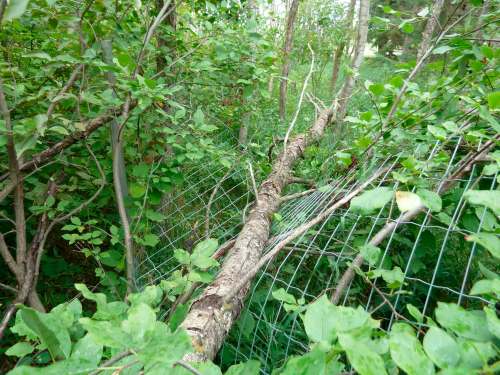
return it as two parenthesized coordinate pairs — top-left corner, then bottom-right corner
(484, 306), (500, 339)
(5, 342), (34, 357)
(138, 325), (192, 371)
(351, 187), (393, 214)
(169, 303), (189, 331)
(192, 238), (218, 258)
(389, 323), (435, 375)
(401, 22), (414, 34)
(129, 183), (147, 198)
(435, 303), (493, 342)
(19, 307), (67, 360)
(272, 288), (297, 305)
(193, 108), (205, 125)
(225, 360), (260, 375)
(3, 0), (30, 22)
(99, 250), (122, 268)
(464, 190), (500, 216)
(338, 333), (387, 375)
(70, 334), (102, 367)
(487, 91), (500, 111)
(368, 267), (405, 289)
(360, 244), (381, 266)
(457, 338), (496, 369)
(303, 295), (337, 344)
(174, 249), (191, 265)
(465, 232), (500, 259)
(470, 279), (500, 297)
(369, 83), (385, 96)
(407, 304), (424, 323)
(433, 46), (453, 55)
(142, 233), (160, 247)
(78, 318), (128, 349)
(277, 346), (342, 375)
(121, 303), (156, 345)
(417, 189), (442, 212)
(427, 125), (447, 140)
(423, 327), (460, 369)
(145, 210), (166, 222)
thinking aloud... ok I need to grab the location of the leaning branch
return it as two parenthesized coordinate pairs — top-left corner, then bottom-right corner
(331, 135), (499, 304)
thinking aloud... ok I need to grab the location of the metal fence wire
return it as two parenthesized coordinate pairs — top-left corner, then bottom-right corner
(138, 125), (497, 373)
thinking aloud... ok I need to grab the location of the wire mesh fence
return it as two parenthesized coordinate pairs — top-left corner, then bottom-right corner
(135, 116), (497, 373)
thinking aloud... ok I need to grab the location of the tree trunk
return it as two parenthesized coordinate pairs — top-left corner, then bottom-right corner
(180, 0), (371, 362)
(278, 0), (300, 121)
(156, 0), (177, 74)
(416, 0), (445, 62)
(330, 41), (345, 92)
(331, 0), (356, 94)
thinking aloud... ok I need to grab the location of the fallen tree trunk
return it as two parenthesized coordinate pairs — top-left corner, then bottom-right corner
(181, 0), (370, 361)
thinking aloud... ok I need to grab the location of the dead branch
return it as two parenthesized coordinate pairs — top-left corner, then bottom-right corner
(180, 1), (371, 361)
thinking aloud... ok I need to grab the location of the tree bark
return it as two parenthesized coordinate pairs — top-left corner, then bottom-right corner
(180, 0), (371, 362)
(278, 0), (300, 121)
(331, 0), (356, 93)
(336, 0), (370, 125)
(416, 0), (445, 62)
(156, 0), (177, 73)
(330, 41), (345, 92)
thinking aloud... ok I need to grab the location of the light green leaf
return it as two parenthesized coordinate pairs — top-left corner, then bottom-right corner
(464, 190), (500, 216)
(121, 303), (156, 345)
(360, 244), (381, 266)
(192, 238), (218, 258)
(225, 360), (261, 375)
(70, 334), (102, 367)
(338, 333), (387, 375)
(433, 46), (453, 55)
(303, 295), (337, 344)
(138, 325), (192, 371)
(368, 267), (405, 289)
(78, 318), (128, 349)
(174, 249), (191, 265)
(5, 342), (34, 357)
(272, 288), (297, 305)
(142, 233), (160, 247)
(19, 307), (67, 360)
(435, 303), (493, 342)
(470, 279), (500, 297)
(428, 125), (447, 140)
(417, 189), (442, 212)
(389, 323), (435, 375)
(484, 306), (500, 339)
(423, 327), (460, 369)
(351, 187), (393, 214)
(465, 232), (500, 259)
(277, 346), (341, 375)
